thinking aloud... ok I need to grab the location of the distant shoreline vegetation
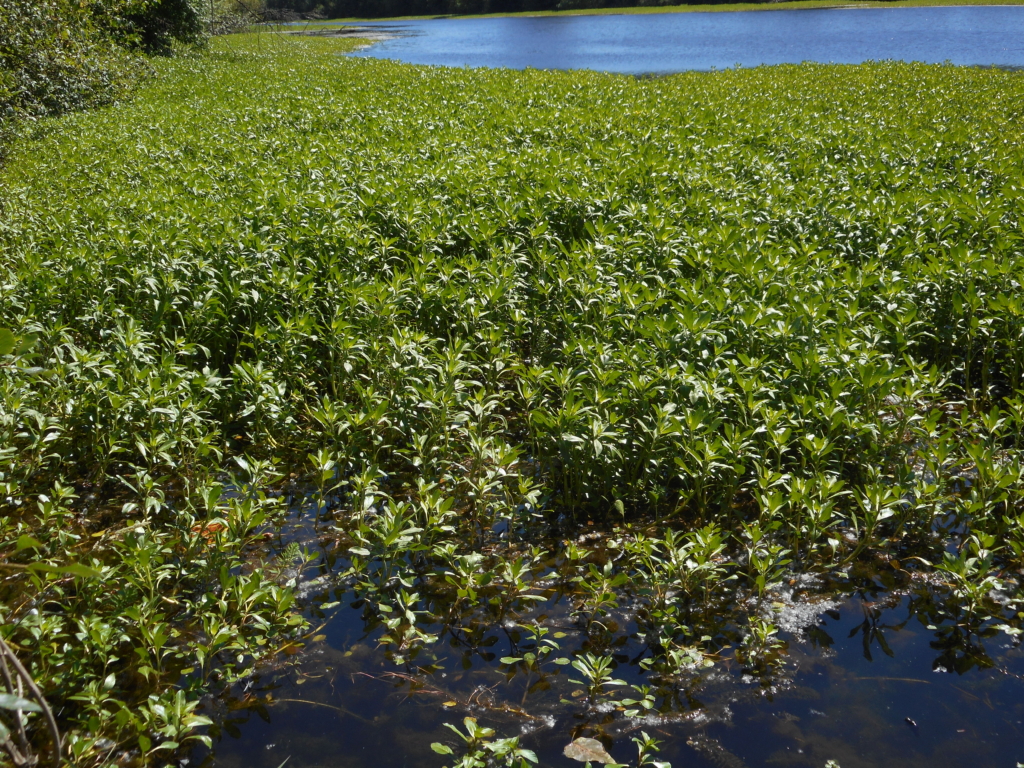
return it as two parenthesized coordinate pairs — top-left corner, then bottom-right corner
(267, 0), (1024, 24)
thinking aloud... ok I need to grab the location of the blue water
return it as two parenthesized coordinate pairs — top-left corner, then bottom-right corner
(345, 6), (1024, 73)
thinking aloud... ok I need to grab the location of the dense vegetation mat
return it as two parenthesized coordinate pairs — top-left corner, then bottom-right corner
(2, 33), (1024, 766)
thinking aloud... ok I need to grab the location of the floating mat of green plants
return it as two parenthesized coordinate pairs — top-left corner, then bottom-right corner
(1, 33), (1024, 767)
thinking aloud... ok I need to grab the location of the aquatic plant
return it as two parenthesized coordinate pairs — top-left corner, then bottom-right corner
(2, 31), (1024, 764)
(432, 717), (538, 768)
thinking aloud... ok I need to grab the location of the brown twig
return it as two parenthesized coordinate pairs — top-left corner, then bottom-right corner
(362, 671), (544, 722)
(271, 698), (372, 723)
(0, 636), (62, 767)
(0, 648), (30, 756)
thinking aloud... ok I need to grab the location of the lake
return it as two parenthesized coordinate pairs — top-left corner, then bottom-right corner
(344, 6), (1024, 73)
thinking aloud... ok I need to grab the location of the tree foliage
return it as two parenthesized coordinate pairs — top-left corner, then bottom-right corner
(267, 0), (749, 20)
(0, 0), (208, 159)
(97, 0), (210, 52)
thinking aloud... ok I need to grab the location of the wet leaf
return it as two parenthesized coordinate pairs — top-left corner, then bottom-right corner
(564, 737), (615, 764)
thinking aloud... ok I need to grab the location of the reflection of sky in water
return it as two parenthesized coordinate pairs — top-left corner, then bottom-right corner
(345, 7), (1024, 73)
(197, 509), (1024, 768)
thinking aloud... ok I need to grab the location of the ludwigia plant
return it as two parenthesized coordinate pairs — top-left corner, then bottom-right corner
(1, 30), (1024, 765)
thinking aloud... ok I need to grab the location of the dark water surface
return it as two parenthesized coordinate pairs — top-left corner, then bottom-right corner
(343, 7), (1024, 73)
(195, 503), (1024, 768)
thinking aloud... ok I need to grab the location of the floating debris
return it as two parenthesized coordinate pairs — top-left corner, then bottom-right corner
(564, 737), (616, 764)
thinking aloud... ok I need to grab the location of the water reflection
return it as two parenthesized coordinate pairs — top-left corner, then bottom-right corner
(195, 509), (1024, 768)
(345, 7), (1024, 73)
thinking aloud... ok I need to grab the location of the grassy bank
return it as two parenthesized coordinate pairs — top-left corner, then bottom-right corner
(318, 0), (1024, 23)
(2, 32), (1024, 766)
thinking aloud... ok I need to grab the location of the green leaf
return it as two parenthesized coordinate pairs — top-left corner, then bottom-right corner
(59, 562), (103, 578)
(431, 743), (454, 755)
(15, 333), (37, 353)
(15, 535), (44, 551)
(27, 562), (102, 578)
(137, 734), (152, 753)
(0, 693), (42, 712)
(994, 623), (1023, 637)
(0, 328), (15, 356)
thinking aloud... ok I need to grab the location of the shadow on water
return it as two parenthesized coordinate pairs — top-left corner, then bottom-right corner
(188, 491), (1024, 768)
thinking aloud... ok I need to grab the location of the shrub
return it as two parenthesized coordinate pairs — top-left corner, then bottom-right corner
(0, 0), (209, 161)
(97, 0), (210, 53)
(0, 0), (145, 131)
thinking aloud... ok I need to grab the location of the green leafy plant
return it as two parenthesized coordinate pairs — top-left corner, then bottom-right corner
(737, 618), (786, 673)
(4, 31), (1024, 763)
(567, 653), (627, 702)
(431, 718), (538, 768)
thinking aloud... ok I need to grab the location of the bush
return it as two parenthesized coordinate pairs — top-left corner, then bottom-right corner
(0, 0), (208, 161)
(97, 0), (210, 53)
(210, 0), (269, 35)
(0, 1), (143, 115)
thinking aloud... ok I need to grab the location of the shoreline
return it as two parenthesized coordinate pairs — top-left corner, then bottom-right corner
(284, 27), (399, 40)
(298, 0), (1024, 23)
